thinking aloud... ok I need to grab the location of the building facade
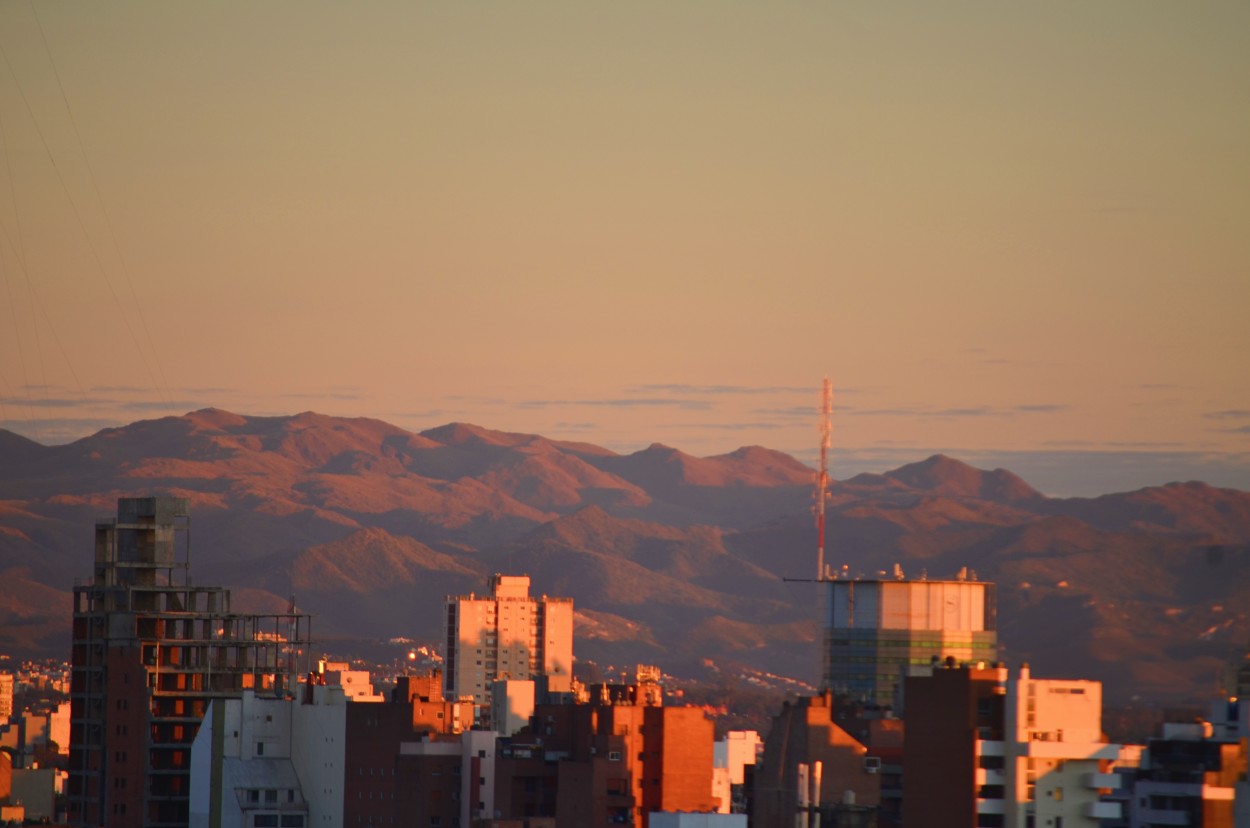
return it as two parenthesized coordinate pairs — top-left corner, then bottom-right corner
(753, 692), (882, 828)
(444, 575), (573, 711)
(494, 693), (720, 828)
(903, 663), (1126, 828)
(68, 497), (310, 828)
(823, 575), (997, 707)
(0, 673), (13, 720)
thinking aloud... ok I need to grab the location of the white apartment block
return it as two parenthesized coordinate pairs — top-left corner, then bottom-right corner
(978, 665), (1126, 828)
(443, 574), (574, 708)
(189, 686), (347, 828)
(0, 673), (13, 720)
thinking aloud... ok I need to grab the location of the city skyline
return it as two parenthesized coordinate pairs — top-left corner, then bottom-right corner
(0, 2), (1246, 496)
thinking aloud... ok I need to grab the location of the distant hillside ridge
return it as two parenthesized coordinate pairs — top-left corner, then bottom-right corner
(0, 408), (1248, 704)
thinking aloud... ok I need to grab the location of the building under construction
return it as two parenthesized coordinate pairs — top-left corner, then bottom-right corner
(67, 497), (311, 828)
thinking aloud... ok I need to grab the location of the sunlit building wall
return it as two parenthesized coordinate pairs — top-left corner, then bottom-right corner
(823, 576), (997, 706)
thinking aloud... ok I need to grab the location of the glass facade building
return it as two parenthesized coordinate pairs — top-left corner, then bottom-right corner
(822, 577), (997, 707)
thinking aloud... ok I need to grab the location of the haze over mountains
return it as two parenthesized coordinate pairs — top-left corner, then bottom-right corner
(1, 409), (1248, 703)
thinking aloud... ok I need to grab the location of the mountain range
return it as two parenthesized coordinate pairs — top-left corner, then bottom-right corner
(2, 409), (1248, 704)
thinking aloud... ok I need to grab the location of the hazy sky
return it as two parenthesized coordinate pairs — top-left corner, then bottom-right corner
(0, 2), (1246, 495)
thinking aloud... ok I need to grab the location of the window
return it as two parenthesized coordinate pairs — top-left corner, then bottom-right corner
(608, 751), (621, 761)
(279, 817), (303, 828)
(265, 790), (278, 804)
(257, 741), (265, 756)
(254, 816), (279, 828)
(249, 790), (260, 804)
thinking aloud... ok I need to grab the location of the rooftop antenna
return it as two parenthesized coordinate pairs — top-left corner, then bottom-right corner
(815, 377), (833, 581)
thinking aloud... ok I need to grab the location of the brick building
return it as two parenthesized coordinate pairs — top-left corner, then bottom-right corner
(494, 685), (719, 828)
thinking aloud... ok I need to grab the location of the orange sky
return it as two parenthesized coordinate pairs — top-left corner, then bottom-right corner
(0, 2), (1247, 494)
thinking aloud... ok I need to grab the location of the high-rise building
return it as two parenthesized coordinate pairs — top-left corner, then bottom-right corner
(823, 573), (997, 707)
(0, 672), (13, 720)
(903, 663), (1127, 828)
(443, 574), (573, 710)
(68, 497), (310, 828)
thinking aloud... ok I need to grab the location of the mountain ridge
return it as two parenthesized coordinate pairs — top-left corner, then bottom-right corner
(1, 409), (1247, 703)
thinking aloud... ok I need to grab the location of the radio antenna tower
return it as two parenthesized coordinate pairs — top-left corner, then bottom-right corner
(815, 377), (833, 581)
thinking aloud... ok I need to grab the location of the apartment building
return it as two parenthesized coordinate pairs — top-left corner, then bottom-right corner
(444, 575), (574, 713)
(904, 663), (1126, 828)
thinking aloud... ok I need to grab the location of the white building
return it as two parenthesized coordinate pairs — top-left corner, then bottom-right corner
(317, 661), (384, 703)
(189, 686), (347, 828)
(0, 673), (12, 720)
(444, 574), (574, 708)
(713, 730), (761, 814)
(995, 666), (1125, 828)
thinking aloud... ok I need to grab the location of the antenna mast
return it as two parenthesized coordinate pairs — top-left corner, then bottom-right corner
(815, 377), (832, 581)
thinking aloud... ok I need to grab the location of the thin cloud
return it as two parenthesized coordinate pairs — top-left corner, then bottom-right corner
(444, 395), (508, 405)
(1013, 404), (1068, 414)
(0, 395), (117, 408)
(626, 384), (816, 396)
(754, 407), (810, 417)
(931, 407), (995, 418)
(281, 392), (368, 401)
(90, 385), (152, 394)
(119, 400), (209, 411)
(847, 404), (1067, 419)
(848, 408), (918, 417)
(517, 398), (712, 411)
(386, 409), (448, 419)
(1206, 410), (1250, 420)
(659, 421), (785, 431)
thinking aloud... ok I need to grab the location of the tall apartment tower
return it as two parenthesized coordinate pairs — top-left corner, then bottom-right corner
(823, 573), (996, 706)
(0, 672), (13, 720)
(443, 574), (573, 708)
(68, 497), (310, 828)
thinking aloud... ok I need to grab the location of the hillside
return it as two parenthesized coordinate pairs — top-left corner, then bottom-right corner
(1, 409), (1248, 703)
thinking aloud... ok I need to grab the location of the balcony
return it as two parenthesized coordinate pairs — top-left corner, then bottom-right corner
(1018, 741), (1120, 760)
(975, 799), (1004, 815)
(1082, 771), (1121, 789)
(1081, 801), (1122, 820)
(974, 769), (1005, 786)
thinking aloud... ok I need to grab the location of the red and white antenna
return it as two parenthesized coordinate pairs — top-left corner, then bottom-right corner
(815, 377), (832, 581)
